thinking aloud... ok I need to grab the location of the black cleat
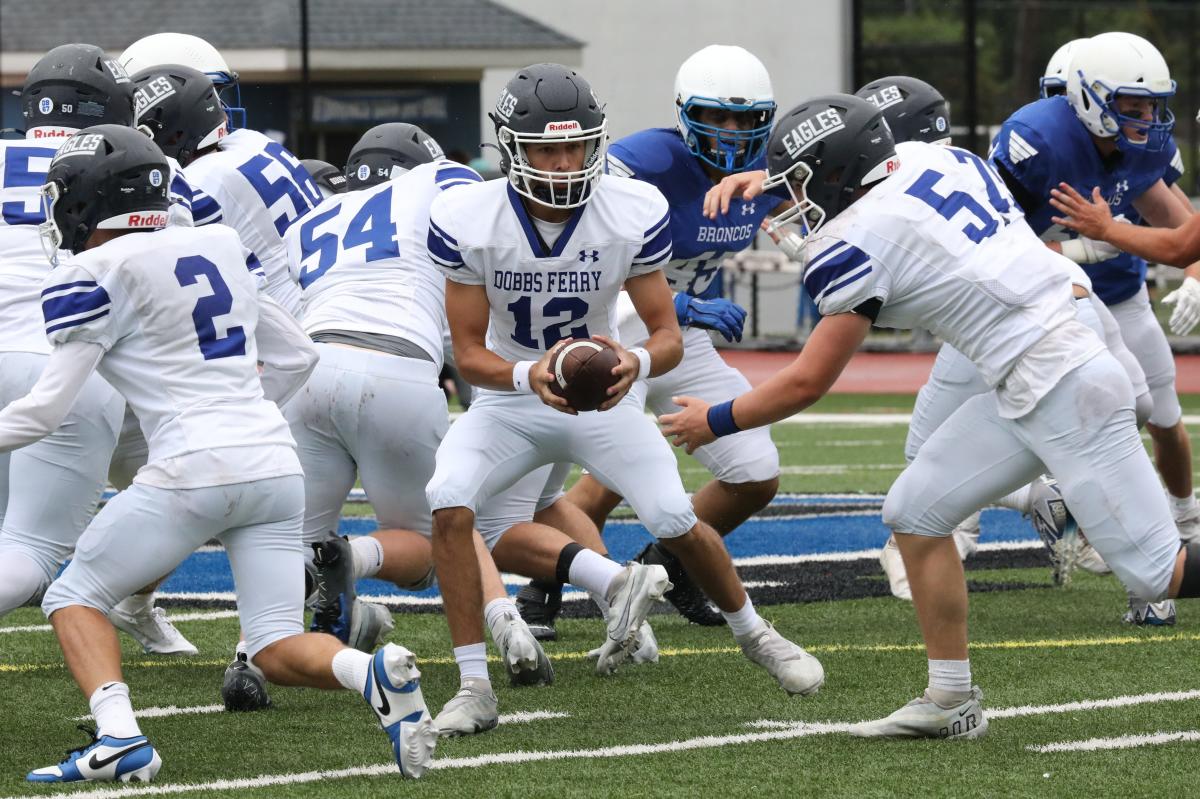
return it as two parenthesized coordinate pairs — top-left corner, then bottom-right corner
(635, 542), (726, 626)
(221, 651), (272, 712)
(516, 581), (562, 641)
(310, 534), (356, 641)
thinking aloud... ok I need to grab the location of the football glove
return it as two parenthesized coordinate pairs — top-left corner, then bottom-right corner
(1163, 276), (1200, 336)
(674, 293), (747, 342)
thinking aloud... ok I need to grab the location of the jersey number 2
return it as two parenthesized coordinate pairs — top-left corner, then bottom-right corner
(175, 256), (247, 360)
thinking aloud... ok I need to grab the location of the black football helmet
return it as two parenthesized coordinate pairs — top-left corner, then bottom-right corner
(131, 65), (227, 168)
(21, 44), (134, 135)
(301, 159), (349, 198)
(488, 63), (607, 208)
(763, 94), (897, 240)
(855, 76), (951, 145)
(343, 123), (444, 189)
(39, 124), (170, 262)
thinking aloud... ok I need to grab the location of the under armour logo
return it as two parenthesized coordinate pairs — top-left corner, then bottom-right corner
(578, 250), (599, 263)
(741, 203), (756, 216)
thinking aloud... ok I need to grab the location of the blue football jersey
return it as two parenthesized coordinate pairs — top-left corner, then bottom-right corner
(607, 127), (783, 298)
(990, 96), (1181, 305)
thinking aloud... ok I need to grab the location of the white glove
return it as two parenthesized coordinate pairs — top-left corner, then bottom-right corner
(1163, 276), (1200, 336)
(1059, 235), (1122, 264)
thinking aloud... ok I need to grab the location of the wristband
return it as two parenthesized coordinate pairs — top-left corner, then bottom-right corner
(512, 360), (536, 394)
(706, 399), (741, 438)
(631, 347), (652, 380)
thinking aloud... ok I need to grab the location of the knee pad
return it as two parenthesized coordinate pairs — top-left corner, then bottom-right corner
(1148, 384), (1182, 428)
(0, 551), (51, 617)
(645, 498), (697, 540)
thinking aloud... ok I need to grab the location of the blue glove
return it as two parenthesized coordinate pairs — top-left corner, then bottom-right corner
(674, 293), (748, 342)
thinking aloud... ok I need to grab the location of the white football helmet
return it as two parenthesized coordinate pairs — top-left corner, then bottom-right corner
(674, 45), (775, 172)
(1039, 39), (1086, 98)
(1065, 32), (1175, 151)
(119, 33), (245, 129)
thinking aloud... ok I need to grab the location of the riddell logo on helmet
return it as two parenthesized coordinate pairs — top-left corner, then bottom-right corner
(127, 213), (167, 227)
(545, 121), (582, 133)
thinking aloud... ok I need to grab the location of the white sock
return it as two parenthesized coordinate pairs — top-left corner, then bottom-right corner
(351, 536), (385, 580)
(453, 642), (489, 684)
(113, 591), (154, 616)
(90, 682), (142, 739)
(235, 639), (249, 659)
(722, 595), (763, 638)
(996, 484), (1033, 515)
(1170, 492), (1197, 518)
(484, 597), (519, 643)
(568, 549), (623, 597)
(331, 648), (372, 693)
(927, 658), (972, 706)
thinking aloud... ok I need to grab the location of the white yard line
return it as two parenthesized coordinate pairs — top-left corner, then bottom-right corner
(0, 609), (238, 635)
(1028, 730), (1200, 753)
(72, 704), (568, 724)
(14, 690), (1196, 799)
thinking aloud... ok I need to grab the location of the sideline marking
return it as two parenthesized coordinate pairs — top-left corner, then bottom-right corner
(0, 610), (238, 635)
(71, 703), (569, 724)
(13, 691), (1197, 799)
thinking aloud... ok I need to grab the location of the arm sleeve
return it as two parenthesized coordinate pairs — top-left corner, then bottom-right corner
(989, 122), (1052, 215)
(255, 293), (319, 406)
(427, 194), (483, 285)
(0, 340), (104, 453)
(630, 191), (672, 276)
(41, 265), (120, 350)
(803, 235), (889, 316)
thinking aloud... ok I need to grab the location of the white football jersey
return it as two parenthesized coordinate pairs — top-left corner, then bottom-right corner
(805, 141), (1099, 391)
(0, 134), (200, 354)
(184, 128), (322, 316)
(285, 160), (481, 367)
(428, 175), (671, 383)
(41, 224), (299, 488)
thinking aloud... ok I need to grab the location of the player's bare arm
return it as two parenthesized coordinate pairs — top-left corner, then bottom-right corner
(660, 312), (871, 453)
(444, 280), (574, 414)
(703, 169), (766, 219)
(1051, 182), (1200, 268)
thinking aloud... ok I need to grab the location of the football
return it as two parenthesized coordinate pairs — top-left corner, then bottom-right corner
(549, 338), (622, 412)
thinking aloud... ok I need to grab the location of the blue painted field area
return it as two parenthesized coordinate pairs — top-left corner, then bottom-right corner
(159, 503), (1039, 598)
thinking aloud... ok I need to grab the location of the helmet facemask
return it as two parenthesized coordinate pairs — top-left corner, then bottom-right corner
(762, 160), (826, 247)
(37, 181), (66, 267)
(498, 120), (608, 209)
(678, 98), (775, 172)
(1077, 76), (1175, 151)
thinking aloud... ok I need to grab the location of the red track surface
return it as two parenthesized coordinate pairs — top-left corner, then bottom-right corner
(721, 349), (1200, 394)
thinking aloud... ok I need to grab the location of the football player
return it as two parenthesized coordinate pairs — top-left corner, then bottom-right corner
(525, 44), (785, 635)
(425, 64), (823, 729)
(17, 125), (438, 782)
(989, 32), (1200, 569)
(282, 123), (553, 715)
(0, 43), (196, 655)
(850, 76), (1138, 597)
(661, 94), (1196, 739)
(121, 33), (322, 316)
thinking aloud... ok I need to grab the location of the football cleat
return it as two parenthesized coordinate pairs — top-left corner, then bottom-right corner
(594, 563), (671, 676)
(879, 536), (911, 601)
(27, 727), (161, 783)
(1123, 599), (1177, 626)
(493, 610), (554, 687)
(1076, 532), (1111, 575)
(310, 534), (358, 642)
(433, 678), (499, 737)
(221, 650), (272, 712)
(736, 621), (824, 696)
(361, 644), (437, 778)
(345, 599), (395, 653)
(515, 581), (562, 641)
(636, 541), (724, 626)
(1028, 477), (1080, 585)
(587, 621), (659, 664)
(848, 686), (987, 739)
(109, 603), (199, 656)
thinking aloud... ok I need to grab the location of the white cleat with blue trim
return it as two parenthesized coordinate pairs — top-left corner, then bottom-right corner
(361, 643), (437, 778)
(27, 728), (161, 783)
